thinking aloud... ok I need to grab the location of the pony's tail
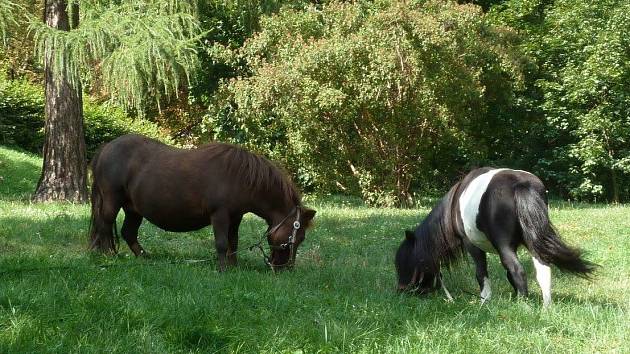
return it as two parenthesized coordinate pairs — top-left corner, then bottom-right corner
(88, 148), (117, 253)
(514, 183), (597, 277)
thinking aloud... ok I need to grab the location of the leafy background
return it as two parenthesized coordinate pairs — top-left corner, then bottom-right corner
(1, 0), (629, 205)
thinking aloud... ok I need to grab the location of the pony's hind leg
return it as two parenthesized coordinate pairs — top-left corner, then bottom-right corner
(90, 194), (122, 253)
(498, 247), (529, 299)
(466, 243), (491, 304)
(532, 257), (552, 307)
(121, 209), (145, 257)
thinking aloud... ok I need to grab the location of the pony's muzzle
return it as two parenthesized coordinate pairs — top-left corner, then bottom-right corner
(267, 255), (295, 271)
(269, 261), (295, 272)
(397, 270), (426, 293)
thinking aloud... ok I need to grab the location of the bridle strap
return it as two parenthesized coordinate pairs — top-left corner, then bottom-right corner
(265, 206), (298, 238)
(284, 206), (301, 261)
(245, 206), (302, 268)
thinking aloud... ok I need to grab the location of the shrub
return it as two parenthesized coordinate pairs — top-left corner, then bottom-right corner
(83, 101), (173, 158)
(0, 76), (171, 159)
(206, 0), (523, 206)
(0, 77), (44, 153)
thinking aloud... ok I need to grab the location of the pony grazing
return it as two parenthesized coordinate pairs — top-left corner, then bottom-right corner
(395, 167), (597, 306)
(89, 134), (316, 271)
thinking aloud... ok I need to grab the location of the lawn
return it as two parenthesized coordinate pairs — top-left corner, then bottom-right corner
(0, 145), (628, 353)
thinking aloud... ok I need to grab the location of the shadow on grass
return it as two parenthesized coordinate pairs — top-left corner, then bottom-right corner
(0, 210), (288, 276)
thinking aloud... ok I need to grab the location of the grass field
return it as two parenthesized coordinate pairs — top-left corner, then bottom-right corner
(0, 145), (628, 353)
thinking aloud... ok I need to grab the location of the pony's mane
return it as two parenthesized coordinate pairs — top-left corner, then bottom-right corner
(414, 180), (466, 273)
(201, 142), (301, 206)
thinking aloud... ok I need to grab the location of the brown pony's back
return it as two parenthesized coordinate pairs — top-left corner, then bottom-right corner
(92, 134), (300, 214)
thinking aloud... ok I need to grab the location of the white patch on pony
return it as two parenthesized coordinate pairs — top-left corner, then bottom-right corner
(480, 277), (492, 304)
(458, 168), (507, 253)
(533, 257), (552, 307)
(512, 169), (535, 176)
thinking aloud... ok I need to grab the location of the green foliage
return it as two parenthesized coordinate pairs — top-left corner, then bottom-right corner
(3, 0), (627, 204)
(29, 0), (202, 115)
(491, 0), (630, 202)
(0, 77), (45, 153)
(0, 1), (40, 82)
(0, 145), (628, 352)
(207, 0), (524, 206)
(0, 76), (171, 158)
(460, 0), (510, 12)
(83, 100), (174, 158)
(0, 0), (17, 46)
(160, 0), (309, 144)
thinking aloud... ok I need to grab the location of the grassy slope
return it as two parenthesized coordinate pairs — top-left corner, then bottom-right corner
(0, 145), (628, 353)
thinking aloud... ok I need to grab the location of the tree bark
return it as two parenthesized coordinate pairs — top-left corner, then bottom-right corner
(611, 168), (619, 204)
(33, 0), (88, 203)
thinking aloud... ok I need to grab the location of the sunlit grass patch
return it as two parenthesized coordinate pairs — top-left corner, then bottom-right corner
(0, 146), (628, 353)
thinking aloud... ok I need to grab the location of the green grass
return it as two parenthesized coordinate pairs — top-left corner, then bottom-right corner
(0, 145), (628, 353)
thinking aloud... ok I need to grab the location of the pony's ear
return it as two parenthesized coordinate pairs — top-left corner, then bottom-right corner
(405, 230), (415, 241)
(302, 208), (316, 222)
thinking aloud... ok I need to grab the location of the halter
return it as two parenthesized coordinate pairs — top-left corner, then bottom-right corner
(249, 206), (302, 268)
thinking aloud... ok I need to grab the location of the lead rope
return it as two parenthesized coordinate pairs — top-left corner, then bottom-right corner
(438, 272), (454, 302)
(223, 231), (271, 265)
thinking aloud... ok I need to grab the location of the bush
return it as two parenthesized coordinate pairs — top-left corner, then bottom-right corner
(206, 0), (524, 206)
(83, 102), (173, 158)
(0, 76), (171, 159)
(0, 77), (45, 153)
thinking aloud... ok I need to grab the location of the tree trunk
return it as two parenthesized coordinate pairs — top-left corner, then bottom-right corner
(33, 0), (88, 203)
(610, 168), (619, 204)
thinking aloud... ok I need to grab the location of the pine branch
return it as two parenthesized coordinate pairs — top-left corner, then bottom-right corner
(0, 0), (20, 46)
(30, 0), (203, 115)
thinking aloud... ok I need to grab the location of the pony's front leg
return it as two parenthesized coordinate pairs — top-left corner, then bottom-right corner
(466, 243), (491, 304)
(227, 214), (243, 266)
(211, 212), (230, 272)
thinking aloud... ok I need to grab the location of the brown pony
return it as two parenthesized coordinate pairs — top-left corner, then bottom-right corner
(89, 134), (316, 270)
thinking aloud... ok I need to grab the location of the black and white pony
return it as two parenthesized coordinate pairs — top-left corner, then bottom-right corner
(395, 167), (597, 306)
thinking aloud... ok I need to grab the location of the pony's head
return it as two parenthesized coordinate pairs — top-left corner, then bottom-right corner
(395, 230), (439, 294)
(267, 207), (316, 269)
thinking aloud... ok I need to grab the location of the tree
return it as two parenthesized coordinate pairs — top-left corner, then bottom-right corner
(29, 0), (201, 202)
(491, 0), (630, 202)
(33, 0), (87, 202)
